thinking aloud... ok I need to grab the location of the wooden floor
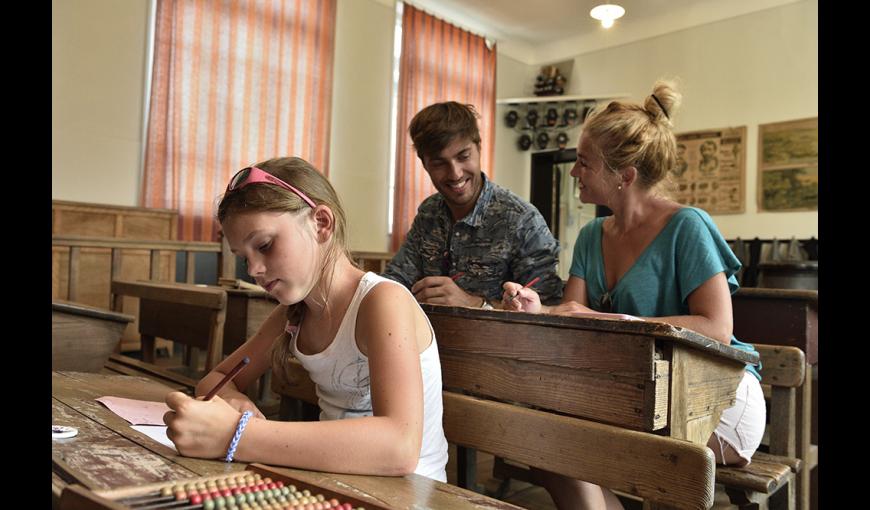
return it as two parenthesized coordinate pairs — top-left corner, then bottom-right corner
(145, 345), (737, 510)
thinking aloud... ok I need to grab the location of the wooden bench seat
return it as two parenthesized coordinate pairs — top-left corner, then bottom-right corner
(717, 452), (800, 495)
(714, 344), (808, 509)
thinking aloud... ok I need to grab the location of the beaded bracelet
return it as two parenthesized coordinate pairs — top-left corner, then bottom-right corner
(225, 410), (254, 463)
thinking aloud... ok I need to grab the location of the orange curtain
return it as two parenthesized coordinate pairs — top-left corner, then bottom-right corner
(390, 3), (497, 251)
(142, 0), (336, 241)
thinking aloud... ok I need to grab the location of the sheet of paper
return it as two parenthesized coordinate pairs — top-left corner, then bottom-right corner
(568, 312), (642, 321)
(96, 396), (171, 425)
(131, 425), (177, 452)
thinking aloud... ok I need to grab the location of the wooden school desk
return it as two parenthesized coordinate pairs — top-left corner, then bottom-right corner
(52, 371), (521, 510)
(732, 288), (818, 510)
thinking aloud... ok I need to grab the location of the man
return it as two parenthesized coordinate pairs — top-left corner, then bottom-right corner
(384, 101), (563, 308)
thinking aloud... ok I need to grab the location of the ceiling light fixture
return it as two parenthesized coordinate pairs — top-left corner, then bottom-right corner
(590, 4), (625, 29)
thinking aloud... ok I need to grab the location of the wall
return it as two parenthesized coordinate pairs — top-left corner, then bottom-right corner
(495, 0), (818, 245)
(52, 0), (150, 206)
(492, 53), (534, 198)
(327, 0), (395, 252)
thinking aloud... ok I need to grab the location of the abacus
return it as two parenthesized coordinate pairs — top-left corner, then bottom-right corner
(59, 464), (389, 510)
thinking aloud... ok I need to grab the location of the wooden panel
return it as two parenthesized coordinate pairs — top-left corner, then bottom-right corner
(113, 254), (171, 351)
(139, 300), (216, 350)
(53, 247), (70, 300)
(271, 357), (318, 404)
(443, 392), (715, 509)
(52, 200), (178, 238)
(754, 344), (806, 387)
(430, 314), (655, 378)
(732, 288), (818, 364)
(54, 210), (117, 237)
(423, 304), (758, 365)
(112, 280), (226, 309)
(440, 351), (660, 431)
(52, 303), (132, 372)
(245, 297), (277, 339)
(120, 214), (173, 239)
(75, 248), (113, 308)
(667, 347), (745, 445)
(224, 293), (250, 354)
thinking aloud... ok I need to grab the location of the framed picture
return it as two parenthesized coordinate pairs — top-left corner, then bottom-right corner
(757, 117), (818, 211)
(672, 126), (746, 214)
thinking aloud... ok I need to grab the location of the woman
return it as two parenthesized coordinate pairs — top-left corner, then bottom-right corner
(502, 80), (764, 510)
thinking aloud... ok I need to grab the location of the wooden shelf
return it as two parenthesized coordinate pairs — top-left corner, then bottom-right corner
(497, 93), (630, 105)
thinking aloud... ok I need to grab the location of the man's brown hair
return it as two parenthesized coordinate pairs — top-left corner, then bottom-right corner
(409, 101), (481, 161)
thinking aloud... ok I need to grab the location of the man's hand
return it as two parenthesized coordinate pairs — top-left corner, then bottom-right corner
(411, 276), (482, 307)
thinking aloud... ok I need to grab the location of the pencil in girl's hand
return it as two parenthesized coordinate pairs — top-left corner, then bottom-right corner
(450, 272), (466, 281)
(510, 276), (541, 300)
(203, 357), (250, 401)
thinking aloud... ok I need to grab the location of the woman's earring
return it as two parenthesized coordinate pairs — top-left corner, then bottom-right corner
(618, 184), (623, 191)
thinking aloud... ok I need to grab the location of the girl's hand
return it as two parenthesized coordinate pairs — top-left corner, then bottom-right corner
(220, 389), (266, 419)
(163, 392), (244, 459)
(502, 282), (542, 313)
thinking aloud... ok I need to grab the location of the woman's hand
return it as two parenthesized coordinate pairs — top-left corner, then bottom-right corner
(501, 282), (542, 313)
(164, 392), (246, 459)
(549, 300), (596, 316)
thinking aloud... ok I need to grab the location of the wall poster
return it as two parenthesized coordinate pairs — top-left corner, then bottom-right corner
(672, 126), (746, 214)
(757, 117), (818, 212)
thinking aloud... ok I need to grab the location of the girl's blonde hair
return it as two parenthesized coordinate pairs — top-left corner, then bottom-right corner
(582, 80), (682, 189)
(217, 156), (354, 383)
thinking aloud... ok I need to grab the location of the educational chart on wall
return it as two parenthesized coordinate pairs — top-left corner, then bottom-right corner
(672, 126), (746, 214)
(757, 117), (818, 212)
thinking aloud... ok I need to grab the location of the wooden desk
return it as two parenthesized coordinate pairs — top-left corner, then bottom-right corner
(223, 286), (279, 354)
(424, 305), (757, 446)
(52, 372), (519, 510)
(111, 280), (228, 372)
(52, 301), (134, 372)
(732, 288), (819, 510)
(732, 288), (817, 364)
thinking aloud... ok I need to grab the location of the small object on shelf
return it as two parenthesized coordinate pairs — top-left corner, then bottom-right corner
(526, 108), (539, 127)
(534, 65), (568, 96)
(546, 108), (559, 126)
(517, 134), (532, 151)
(535, 131), (550, 150)
(505, 110), (519, 128)
(563, 108), (578, 125)
(556, 132), (570, 149)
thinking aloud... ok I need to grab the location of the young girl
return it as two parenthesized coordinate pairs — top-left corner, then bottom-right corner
(502, 81), (765, 509)
(163, 157), (449, 482)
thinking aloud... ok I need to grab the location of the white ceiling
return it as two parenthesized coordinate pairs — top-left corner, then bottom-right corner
(399, 0), (803, 64)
